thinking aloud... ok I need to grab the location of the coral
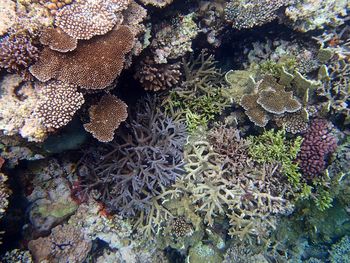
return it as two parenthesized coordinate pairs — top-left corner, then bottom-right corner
(163, 51), (230, 131)
(39, 27), (78, 52)
(0, 33), (39, 74)
(224, 0), (292, 30)
(329, 236), (350, 263)
(134, 56), (182, 91)
(0, 0), (16, 36)
(84, 94), (128, 143)
(78, 96), (186, 217)
(0, 74), (47, 142)
(30, 26), (134, 89)
(240, 75), (301, 127)
(1, 249), (33, 263)
(248, 129), (303, 186)
(28, 224), (92, 263)
(34, 81), (84, 130)
(151, 13), (199, 63)
(329, 136), (350, 178)
(55, 0), (129, 40)
(283, 0), (350, 32)
(224, 69), (257, 103)
(298, 119), (338, 178)
(0, 173), (10, 220)
(275, 110), (309, 134)
(223, 243), (268, 263)
(139, 0), (173, 8)
(187, 242), (223, 263)
(170, 217), (193, 238)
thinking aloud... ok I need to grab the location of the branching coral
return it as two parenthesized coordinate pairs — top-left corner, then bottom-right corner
(78, 96), (186, 217)
(224, 0), (293, 30)
(297, 119), (338, 178)
(134, 56), (182, 91)
(34, 81), (85, 130)
(28, 224), (92, 263)
(0, 33), (39, 74)
(30, 26), (134, 89)
(84, 94), (128, 142)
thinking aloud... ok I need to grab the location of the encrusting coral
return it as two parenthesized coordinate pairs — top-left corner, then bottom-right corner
(39, 27), (77, 52)
(83, 94), (128, 143)
(34, 81), (85, 130)
(134, 56), (182, 91)
(30, 25), (134, 89)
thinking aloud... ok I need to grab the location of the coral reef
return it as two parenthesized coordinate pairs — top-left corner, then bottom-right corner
(298, 119), (338, 178)
(1, 249), (33, 263)
(329, 236), (350, 263)
(84, 94), (128, 142)
(30, 25), (134, 89)
(139, 0), (173, 8)
(134, 56), (182, 91)
(34, 81), (84, 130)
(0, 0), (16, 36)
(39, 27), (77, 52)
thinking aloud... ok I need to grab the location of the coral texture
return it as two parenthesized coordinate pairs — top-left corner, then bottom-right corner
(39, 27), (78, 52)
(139, 0), (173, 8)
(28, 224), (92, 263)
(224, 0), (292, 29)
(78, 96), (186, 216)
(55, 0), (129, 40)
(84, 94), (128, 142)
(34, 81), (85, 130)
(0, 33), (39, 73)
(30, 26), (134, 89)
(0, 0), (16, 36)
(298, 119), (338, 177)
(134, 56), (182, 91)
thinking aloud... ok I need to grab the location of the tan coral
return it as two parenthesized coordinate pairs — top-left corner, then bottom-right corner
(84, 94), (128, 142)
(241, 93), (270, 127)
(34, 81), (84, 130)
(139, 0), (173, 8)
(55, 0), (128, 40)
(30, 26), (135, 89)
(40, 27), (77, 52)
(0, 0), (16, 36)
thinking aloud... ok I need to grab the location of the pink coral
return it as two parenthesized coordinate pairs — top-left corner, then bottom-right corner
(297, 119), (338, 177)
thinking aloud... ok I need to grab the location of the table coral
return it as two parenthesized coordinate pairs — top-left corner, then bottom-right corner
(134, 56), (182, 91)
(84, 94), (128, 142)
(39, 27), (78, 52)
(30, 25), (134, 89)
(298, 119), (338, 178)
(34, 81), (84, 130)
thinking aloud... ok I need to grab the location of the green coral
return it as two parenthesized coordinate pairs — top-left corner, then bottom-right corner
(248, 129), (303, 187)
(259, 57), (297, 78)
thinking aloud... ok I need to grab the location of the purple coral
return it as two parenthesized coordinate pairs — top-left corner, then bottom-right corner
(78, 96), (186, 216)
(0, 34), (39, 73)
(297, 119), (338, 177)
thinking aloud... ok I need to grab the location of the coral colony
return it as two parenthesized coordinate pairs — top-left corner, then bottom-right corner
(0, 0), (350, 262)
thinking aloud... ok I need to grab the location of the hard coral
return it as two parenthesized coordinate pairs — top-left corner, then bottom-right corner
(224, 0), (292, 30)
(0, 0), (16, 36)
(55, 0), (128, 40)
(28, 224), (92, 263)
(298, 119), (338, 178)
(139, 0), (173, 8)
(78, 96), (186, 216)
(0, 33), (39, 74)
(84, 94), (128, 143)
(40, 27), (77, 52)
(34, 81), (84, 130)
(134, 56), (182, 91)
(30, 26), (134, 89)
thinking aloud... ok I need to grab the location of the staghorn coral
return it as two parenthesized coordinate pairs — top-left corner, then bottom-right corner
(134, 56), (182, 91)
(28, 224), (92, 263)
(78, 96), (186, 217)
(0, 33), (39, 74)
(34, 81), (84, 130)
(55, 0), (129, 40)
(283, 0), (350, 32)
(297, 119), (338, 178)
(30, 25), (134, 89)
(84, 94), (128, 143)
(224, 0), (293, 30)
(151, 13), (199, 64)
(40, 27), (77, 52)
